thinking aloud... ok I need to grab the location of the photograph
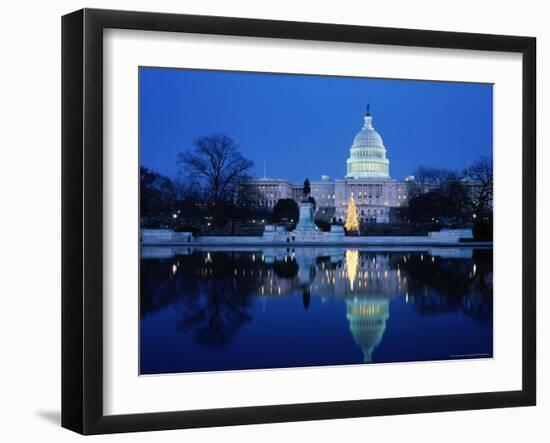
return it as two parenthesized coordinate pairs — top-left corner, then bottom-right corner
(139, 67), (494, 375)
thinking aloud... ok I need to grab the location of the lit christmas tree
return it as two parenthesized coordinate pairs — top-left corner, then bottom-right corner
(344, 196), (360, 232)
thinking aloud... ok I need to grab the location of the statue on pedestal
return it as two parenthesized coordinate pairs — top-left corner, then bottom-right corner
(302, 178), (311, 201)
(295, 178), (318, 232)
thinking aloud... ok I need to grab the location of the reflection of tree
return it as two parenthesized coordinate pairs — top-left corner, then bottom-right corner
(140, 258), (199, 317)
(345, 250), (359, 290)
(399, 249), (493, 326)
(141, 252), (261, 348)
(176, 276), (252, 348)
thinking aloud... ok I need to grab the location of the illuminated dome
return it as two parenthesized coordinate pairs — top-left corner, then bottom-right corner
(346, 107), (390, 179)
(352, 124), (384, 149)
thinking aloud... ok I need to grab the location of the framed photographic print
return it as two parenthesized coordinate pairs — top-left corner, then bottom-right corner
(62, 8), (536, 435)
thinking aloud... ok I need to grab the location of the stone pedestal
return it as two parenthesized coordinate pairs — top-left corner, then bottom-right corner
(295, 202), (318, 232)
(262, 202), (345, 243)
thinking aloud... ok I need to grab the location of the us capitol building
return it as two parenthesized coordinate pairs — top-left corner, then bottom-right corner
(249, 108), (414, 224)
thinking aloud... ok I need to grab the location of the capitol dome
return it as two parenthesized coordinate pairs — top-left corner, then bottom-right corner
(346, 107), (390, 180)
(352, 125), (384, 149)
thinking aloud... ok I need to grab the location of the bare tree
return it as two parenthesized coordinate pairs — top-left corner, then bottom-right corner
(412, 166), (456, 195)
(463, 156), (493, 217)
(140, 166), (177, 219)
(178, 134), (254, 203)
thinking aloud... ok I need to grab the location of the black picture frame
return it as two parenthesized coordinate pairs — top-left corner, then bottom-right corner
(62, 8), (536, 435)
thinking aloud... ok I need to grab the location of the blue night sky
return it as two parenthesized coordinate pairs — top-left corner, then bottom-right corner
(139, 67), (493, 182)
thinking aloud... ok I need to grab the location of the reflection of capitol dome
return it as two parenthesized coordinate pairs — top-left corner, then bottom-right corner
(346, 107), (390, 180)
(346, 298), (390, 363)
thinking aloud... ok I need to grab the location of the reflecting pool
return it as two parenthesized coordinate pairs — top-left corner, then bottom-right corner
(140, 247), (493, 374)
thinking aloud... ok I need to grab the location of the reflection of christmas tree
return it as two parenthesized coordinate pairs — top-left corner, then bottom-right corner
(344, 196), (359, 232)
(345, 249), (359, 290)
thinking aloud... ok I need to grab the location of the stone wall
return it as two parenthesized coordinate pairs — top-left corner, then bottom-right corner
(428, 229), (473, 242)
(141, 229), (193, 244)
(141, 228), (478, 246)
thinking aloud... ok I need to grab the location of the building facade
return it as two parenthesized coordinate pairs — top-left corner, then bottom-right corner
(251, 109), (414, 224)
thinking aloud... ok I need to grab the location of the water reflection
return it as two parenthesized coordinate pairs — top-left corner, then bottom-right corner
(140, 247), (492, 374)
(347, 297), (390, 363)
